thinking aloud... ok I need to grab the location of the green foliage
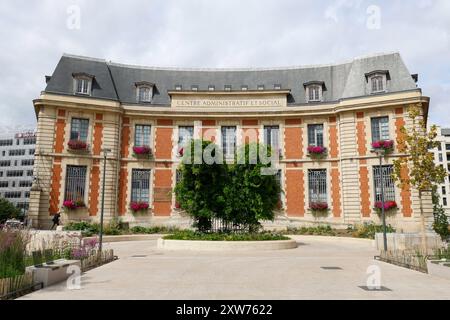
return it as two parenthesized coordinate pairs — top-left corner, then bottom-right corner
(64, 221), (100, 237)
(0, 197), (21, 223)
(432, 187), (450, 241)
(392, 105), (446, 193)
(175, 141), (280, 232)
(352, 223), (396, 239)
(221, 143), (280, 232)
(285, 225), (336, 236)
(0, 230), (28, 278)
(130, 226), (181, 234)
(163, 230), (289, 241)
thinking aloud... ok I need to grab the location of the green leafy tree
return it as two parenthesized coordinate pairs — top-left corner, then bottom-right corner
(175, 140), (227, 231)
(0, 197), (21, 223)
(392, 105), (446, 249)
(221, 143), (280, 232)
(432, 186), (449, 241)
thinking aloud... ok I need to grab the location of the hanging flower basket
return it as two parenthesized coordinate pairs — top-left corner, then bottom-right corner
(132, 146), (152, 158)
(371, 140), (394, 153)
(374, 201), (397, 215)
(68, 139), (88, 151)
(130, 202), (150, 213)
(63, 200), (86, 210)
(307, 146), (327, 159)
(309, 202), (330, 217)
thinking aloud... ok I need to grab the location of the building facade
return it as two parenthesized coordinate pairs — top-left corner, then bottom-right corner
(432, 127), (450, 217)
(29, 53), (433, 231)
(0, 131), (36, 214)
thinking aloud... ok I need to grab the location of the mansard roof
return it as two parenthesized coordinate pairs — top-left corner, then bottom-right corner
(44, 52), (418, 106)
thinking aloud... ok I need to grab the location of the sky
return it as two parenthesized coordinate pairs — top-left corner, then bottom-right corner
(0, 0), (449, 133)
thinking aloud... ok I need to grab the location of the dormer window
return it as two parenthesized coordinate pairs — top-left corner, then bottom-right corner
(191, 85), (199, 91)
(257, 85), (265, 91)
(224, 85), (232, 91)
(241, 85), (248, 91)
(175, 84), (182, 91)
(274, 84), (282, 90)
(73, 73), (94, 96)
(365, 70), (389, 94)
(304, 81), (325, 103)
(208, 85), (215, 91)
(135, 82), (154, 103)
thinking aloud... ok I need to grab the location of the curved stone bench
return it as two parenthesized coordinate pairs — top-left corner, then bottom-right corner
(157, 238), (298, 251)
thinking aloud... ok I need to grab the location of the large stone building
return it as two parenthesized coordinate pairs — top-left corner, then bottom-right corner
(29, 52), (432, 231)
(432, 127), (450, 217)
(0, 130), (36, 215)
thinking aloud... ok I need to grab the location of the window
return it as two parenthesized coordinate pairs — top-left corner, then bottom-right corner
(308, 169), (327, 204)
(191, 85), (199, 91)
(16, 203), (29, 211)
(176, 169), (183, 184)
(19, 181), (33, 188)
(2, 151), (5, 156)
(137, 85), (153, 103)
(439, 153), (443, 162)
(275, 169), (282, 196)
(208, 85), (215, 91)
(0, 172), (2, 177)
(0, 139), (13, 146)
(24, 192), (30, 198)
(443, 198), (447, 206)
(274, 84), (282, 90)
(437, 144), (442, 151)
(21, 159), (34, 166)
(371, 116), (390, 142)
(257, 85), (265, 91)
(9, 149), (26, 156)
(178, 126), (194, 148)
(27, 170), (33, 177)
(14, 160), (18, 166)
(135, 125), (151, 147)
(24, 137), (36, 145)
(74, 76), (92, 95)
(29, 149), (35, 155)
(307, 124), (324, 147)
(64, 165), (87, 202)
(131, 169), (151, 203)
(175, 84), (182, 91)
(264, 126), (280, 153)
(221, 126), (236, 158)
(16, 139), (20, 145)
(442, 186), (447, 195)
(6, 170), (23, 177)
(0, 181), (8, 188)
(373, 165), (395, 202)
(306, 85), (322, 102)
(224, 85), (232, 91)
(241, 85), (248, 91)
(446, 144), (450, 151)
(70, 118), (89, 142)
(370, 76), (384, 93)
(0, 160), (10, 167)
(4, 192), (21, 199)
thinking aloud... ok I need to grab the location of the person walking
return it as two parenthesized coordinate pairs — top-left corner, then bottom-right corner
(51, 212), (61, 230)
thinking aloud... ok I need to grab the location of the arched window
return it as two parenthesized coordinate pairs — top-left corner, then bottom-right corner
(135, 82), (154, 103)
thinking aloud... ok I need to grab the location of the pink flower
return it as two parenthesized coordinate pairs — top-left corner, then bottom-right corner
(307, 145), (326, 155)
(68, 140), (88, 150)
(63, 200), (77, 210)
(133, 146), (152, 155)
(375, 201), (397, 211)
(309, 202), (328, 210)
(372, 140), (394, 150)
(178, 147), (184, 157)
(130, 202), (149, 212)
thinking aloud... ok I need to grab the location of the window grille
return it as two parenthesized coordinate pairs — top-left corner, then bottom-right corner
(373, 165), (395, 202)
(131, 169), (151, 203)
(308, 169), (327, 203)
(64, 166), (87, 202)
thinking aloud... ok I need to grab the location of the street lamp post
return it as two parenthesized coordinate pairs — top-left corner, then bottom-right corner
(99, 148), (111, 253)
(372, 148), (388, 251)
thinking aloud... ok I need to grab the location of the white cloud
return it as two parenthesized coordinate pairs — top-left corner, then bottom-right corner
(0, 0), (449, 129)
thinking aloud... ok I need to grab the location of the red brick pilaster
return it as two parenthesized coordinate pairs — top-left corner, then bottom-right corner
(329, 116), (339, 158)
(285, 167), (305, 217)
(284, 119), (303, 159)
(330, 163), (341, 218)
(49, 158), (62, 215)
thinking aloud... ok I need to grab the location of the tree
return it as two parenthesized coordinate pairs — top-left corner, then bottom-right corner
(431, 186), (449, 241)
(392, 104), (446, 250)
(175, 140), (227, 231)
(0, 197), (20, 223)
(221, 143), (280, 232)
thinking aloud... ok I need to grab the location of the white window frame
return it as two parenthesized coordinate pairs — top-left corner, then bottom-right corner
(137, 85), (153, 103)
(74, 77), (92, 95)
(306, 85), (322, 102)
(368, 74), (387, 94)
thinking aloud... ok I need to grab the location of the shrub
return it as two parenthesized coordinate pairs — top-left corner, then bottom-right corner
(163, 230), (289, 241)
(64, 221), (100, 237)
(285, 225), (336, 236)
(432, 187), (450, 241)
(0, 229), (29, 278)
(130, 226), (180, 234)
(352, 223), (396, 239)
(0, 198), (21, 223)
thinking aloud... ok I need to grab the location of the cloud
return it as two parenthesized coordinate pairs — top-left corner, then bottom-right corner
(0, 0), (449, 129)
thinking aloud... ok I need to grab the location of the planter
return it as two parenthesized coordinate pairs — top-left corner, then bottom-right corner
(427, 260), (450, 280)
(25, 259), (81, 288)
(374, 201), (398, 216)
(371, 140), (394, 153)
(133, 146), (153, 159)
(63, 200), (86, 211)
(67, 140), (89, 152)
(157, 238), (298, 251)
(130, 202), (150, 213)
(309, 202), (329, 218)
(307, 146), (327, 159)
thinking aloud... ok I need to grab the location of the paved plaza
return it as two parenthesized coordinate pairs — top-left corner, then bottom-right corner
(21, 236), (450, 300)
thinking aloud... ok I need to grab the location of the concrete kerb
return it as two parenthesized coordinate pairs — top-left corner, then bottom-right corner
(157, 238), (298, 251)
(82, 234), (162, 244)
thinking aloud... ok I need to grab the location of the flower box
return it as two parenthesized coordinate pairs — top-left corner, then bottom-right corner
(371, 140), (394, 153)
(309, 202), (329, 211)
(63, 200), (86, 210)
(132, 146), (152, 158)
(374, 200), (397, 214)
(68, 139), (89, 151)
(130, 202), (150, 213)
(307, 145), (327, 159)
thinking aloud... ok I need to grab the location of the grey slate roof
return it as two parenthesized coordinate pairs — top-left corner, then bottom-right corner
(44, 52), (418, 106)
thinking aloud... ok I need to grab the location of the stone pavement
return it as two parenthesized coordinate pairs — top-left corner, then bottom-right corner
(20, 236), (450, 300)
